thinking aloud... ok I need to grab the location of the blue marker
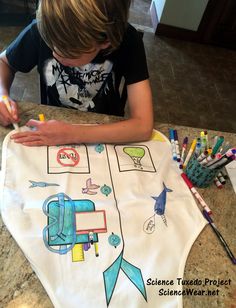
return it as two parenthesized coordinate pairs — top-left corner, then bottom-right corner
(194, 138), (201, 157)
(203, 210), (236, 265)
(169, 129), (177, 161)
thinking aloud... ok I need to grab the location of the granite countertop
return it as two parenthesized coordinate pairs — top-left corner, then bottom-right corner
(0, 102), (235, 307)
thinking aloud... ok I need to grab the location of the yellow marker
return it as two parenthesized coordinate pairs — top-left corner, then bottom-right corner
(72, 244), (84, 262)
(38, 113), (45, 121)
(1, 95), (19, 130)
(183, 139), (197, 169)
(94, 242), (99, 257)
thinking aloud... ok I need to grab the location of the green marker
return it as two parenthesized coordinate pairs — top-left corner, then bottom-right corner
(212, 136), (224, 155)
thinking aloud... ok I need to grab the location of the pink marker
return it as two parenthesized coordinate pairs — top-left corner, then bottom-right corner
(181, 173), (212, 215)
(180, 137), (188, 162)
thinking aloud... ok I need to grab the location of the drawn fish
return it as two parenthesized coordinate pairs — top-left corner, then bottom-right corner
(82, 178), (100, 195)
(29, 180), (60, 188)
(152, 182), (172, 226)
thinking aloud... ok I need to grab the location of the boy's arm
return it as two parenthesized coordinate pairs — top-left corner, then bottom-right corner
(11, 79), (154, 146)
(72, 79), (154, 143)
(0, 51), (19, 126)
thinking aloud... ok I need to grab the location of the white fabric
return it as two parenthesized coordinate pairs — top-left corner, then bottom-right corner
(0, 129), (206, 308)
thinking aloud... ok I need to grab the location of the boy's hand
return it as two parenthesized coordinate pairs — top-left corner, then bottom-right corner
(11, 119), (74, 146)
(0, 95), (19, 127)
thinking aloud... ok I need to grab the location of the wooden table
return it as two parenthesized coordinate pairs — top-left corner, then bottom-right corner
(0, 102), (235, 308)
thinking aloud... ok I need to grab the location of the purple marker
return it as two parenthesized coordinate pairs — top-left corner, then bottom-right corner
(203, 210), (236, 265)
(208, 155), (235, 170)
(174, 130), (181, 162)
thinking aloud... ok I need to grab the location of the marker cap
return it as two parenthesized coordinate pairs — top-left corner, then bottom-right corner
(39, 114), (45, 122)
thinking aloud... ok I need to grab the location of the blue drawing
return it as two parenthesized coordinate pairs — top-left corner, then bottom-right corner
(95, 144), (105, 153)
(143, 183), (172, 233)
(82, 178), (100, 195)
(101, 184), (112, 196)
(29, 180), (59, 188)
(152, 182), (172, 217)
(108, 232), (121, 248)
(103, 250), (147, 306)
(42, 193), (102, 258)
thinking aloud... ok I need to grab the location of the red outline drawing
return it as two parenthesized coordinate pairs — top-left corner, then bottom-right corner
(57, 148), (80, 167)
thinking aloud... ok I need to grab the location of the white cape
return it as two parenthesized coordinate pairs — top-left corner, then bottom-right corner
(0, 129), (206, 308)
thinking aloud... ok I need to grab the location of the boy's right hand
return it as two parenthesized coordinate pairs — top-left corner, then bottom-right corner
(0, 95), (19, 127)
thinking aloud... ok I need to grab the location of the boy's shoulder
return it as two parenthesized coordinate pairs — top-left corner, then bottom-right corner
(8, 19), (42, 46)
(26, 19), (40, 38)
(123, 23), (144, 45)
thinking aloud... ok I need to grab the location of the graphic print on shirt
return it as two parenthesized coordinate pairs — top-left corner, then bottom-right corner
(43, 58), (114, 111)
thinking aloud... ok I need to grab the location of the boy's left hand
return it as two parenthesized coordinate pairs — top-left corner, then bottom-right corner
(11, 119), (74, 146)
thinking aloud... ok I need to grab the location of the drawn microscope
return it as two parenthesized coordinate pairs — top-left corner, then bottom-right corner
(42, 193), (107, 262)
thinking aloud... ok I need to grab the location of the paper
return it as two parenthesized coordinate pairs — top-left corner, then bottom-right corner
(225, 160), (236, 194)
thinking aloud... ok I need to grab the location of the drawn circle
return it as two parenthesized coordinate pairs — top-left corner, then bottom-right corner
(57, 148), (80, 167)
(100, 184), (112, 196)
(95, 144), (104, 153)
(108, 233), (121, 247)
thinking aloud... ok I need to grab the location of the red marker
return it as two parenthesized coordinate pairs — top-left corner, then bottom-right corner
(181, 173), (212, 214)
(214, 177), (223, 189)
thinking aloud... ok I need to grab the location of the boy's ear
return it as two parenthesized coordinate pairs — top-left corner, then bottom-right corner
(100, 41), (111, 50)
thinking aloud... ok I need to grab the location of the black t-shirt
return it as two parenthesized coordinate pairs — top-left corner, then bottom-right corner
(6, 20), (149, 116)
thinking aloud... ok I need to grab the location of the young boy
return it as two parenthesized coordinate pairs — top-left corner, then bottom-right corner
(0, 0), (153, 146)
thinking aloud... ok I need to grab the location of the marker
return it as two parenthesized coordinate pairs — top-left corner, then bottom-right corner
(216, 155), (235, 169)
(226, 148), (236, 156)
(199, 154), (215, 166)
(183, 139), (197, 169)
(94, 242), (99, 257)
(178, 162), (183, 170)
(169, 129), (177, 161)
(212, 136), (219, 149)
(200, 131), (207, 152)
(197, 150), (208, 162)
(208, 155), (235, 170)
(38, 113), (45, 121)
(181, 173), (212, 214)
(204, 131), (209, 149)
(181, 137), (188, 162)
(219, 141), (230, 154)
(214, 177), (223, 189)
(1, 95), (19, 130)
(207, 147), (212, 155)
(217, 172), (226, 185)
(212, 136), (224, 155)
(174, 130), (181, 162)
(220, 168), (228, 180)
(205, 153), (223, 167)
(203, 210), (236, 265)
(194, 138), (201, 157)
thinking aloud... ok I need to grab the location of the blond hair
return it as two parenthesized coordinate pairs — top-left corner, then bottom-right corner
(36, 0), (131, 57)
